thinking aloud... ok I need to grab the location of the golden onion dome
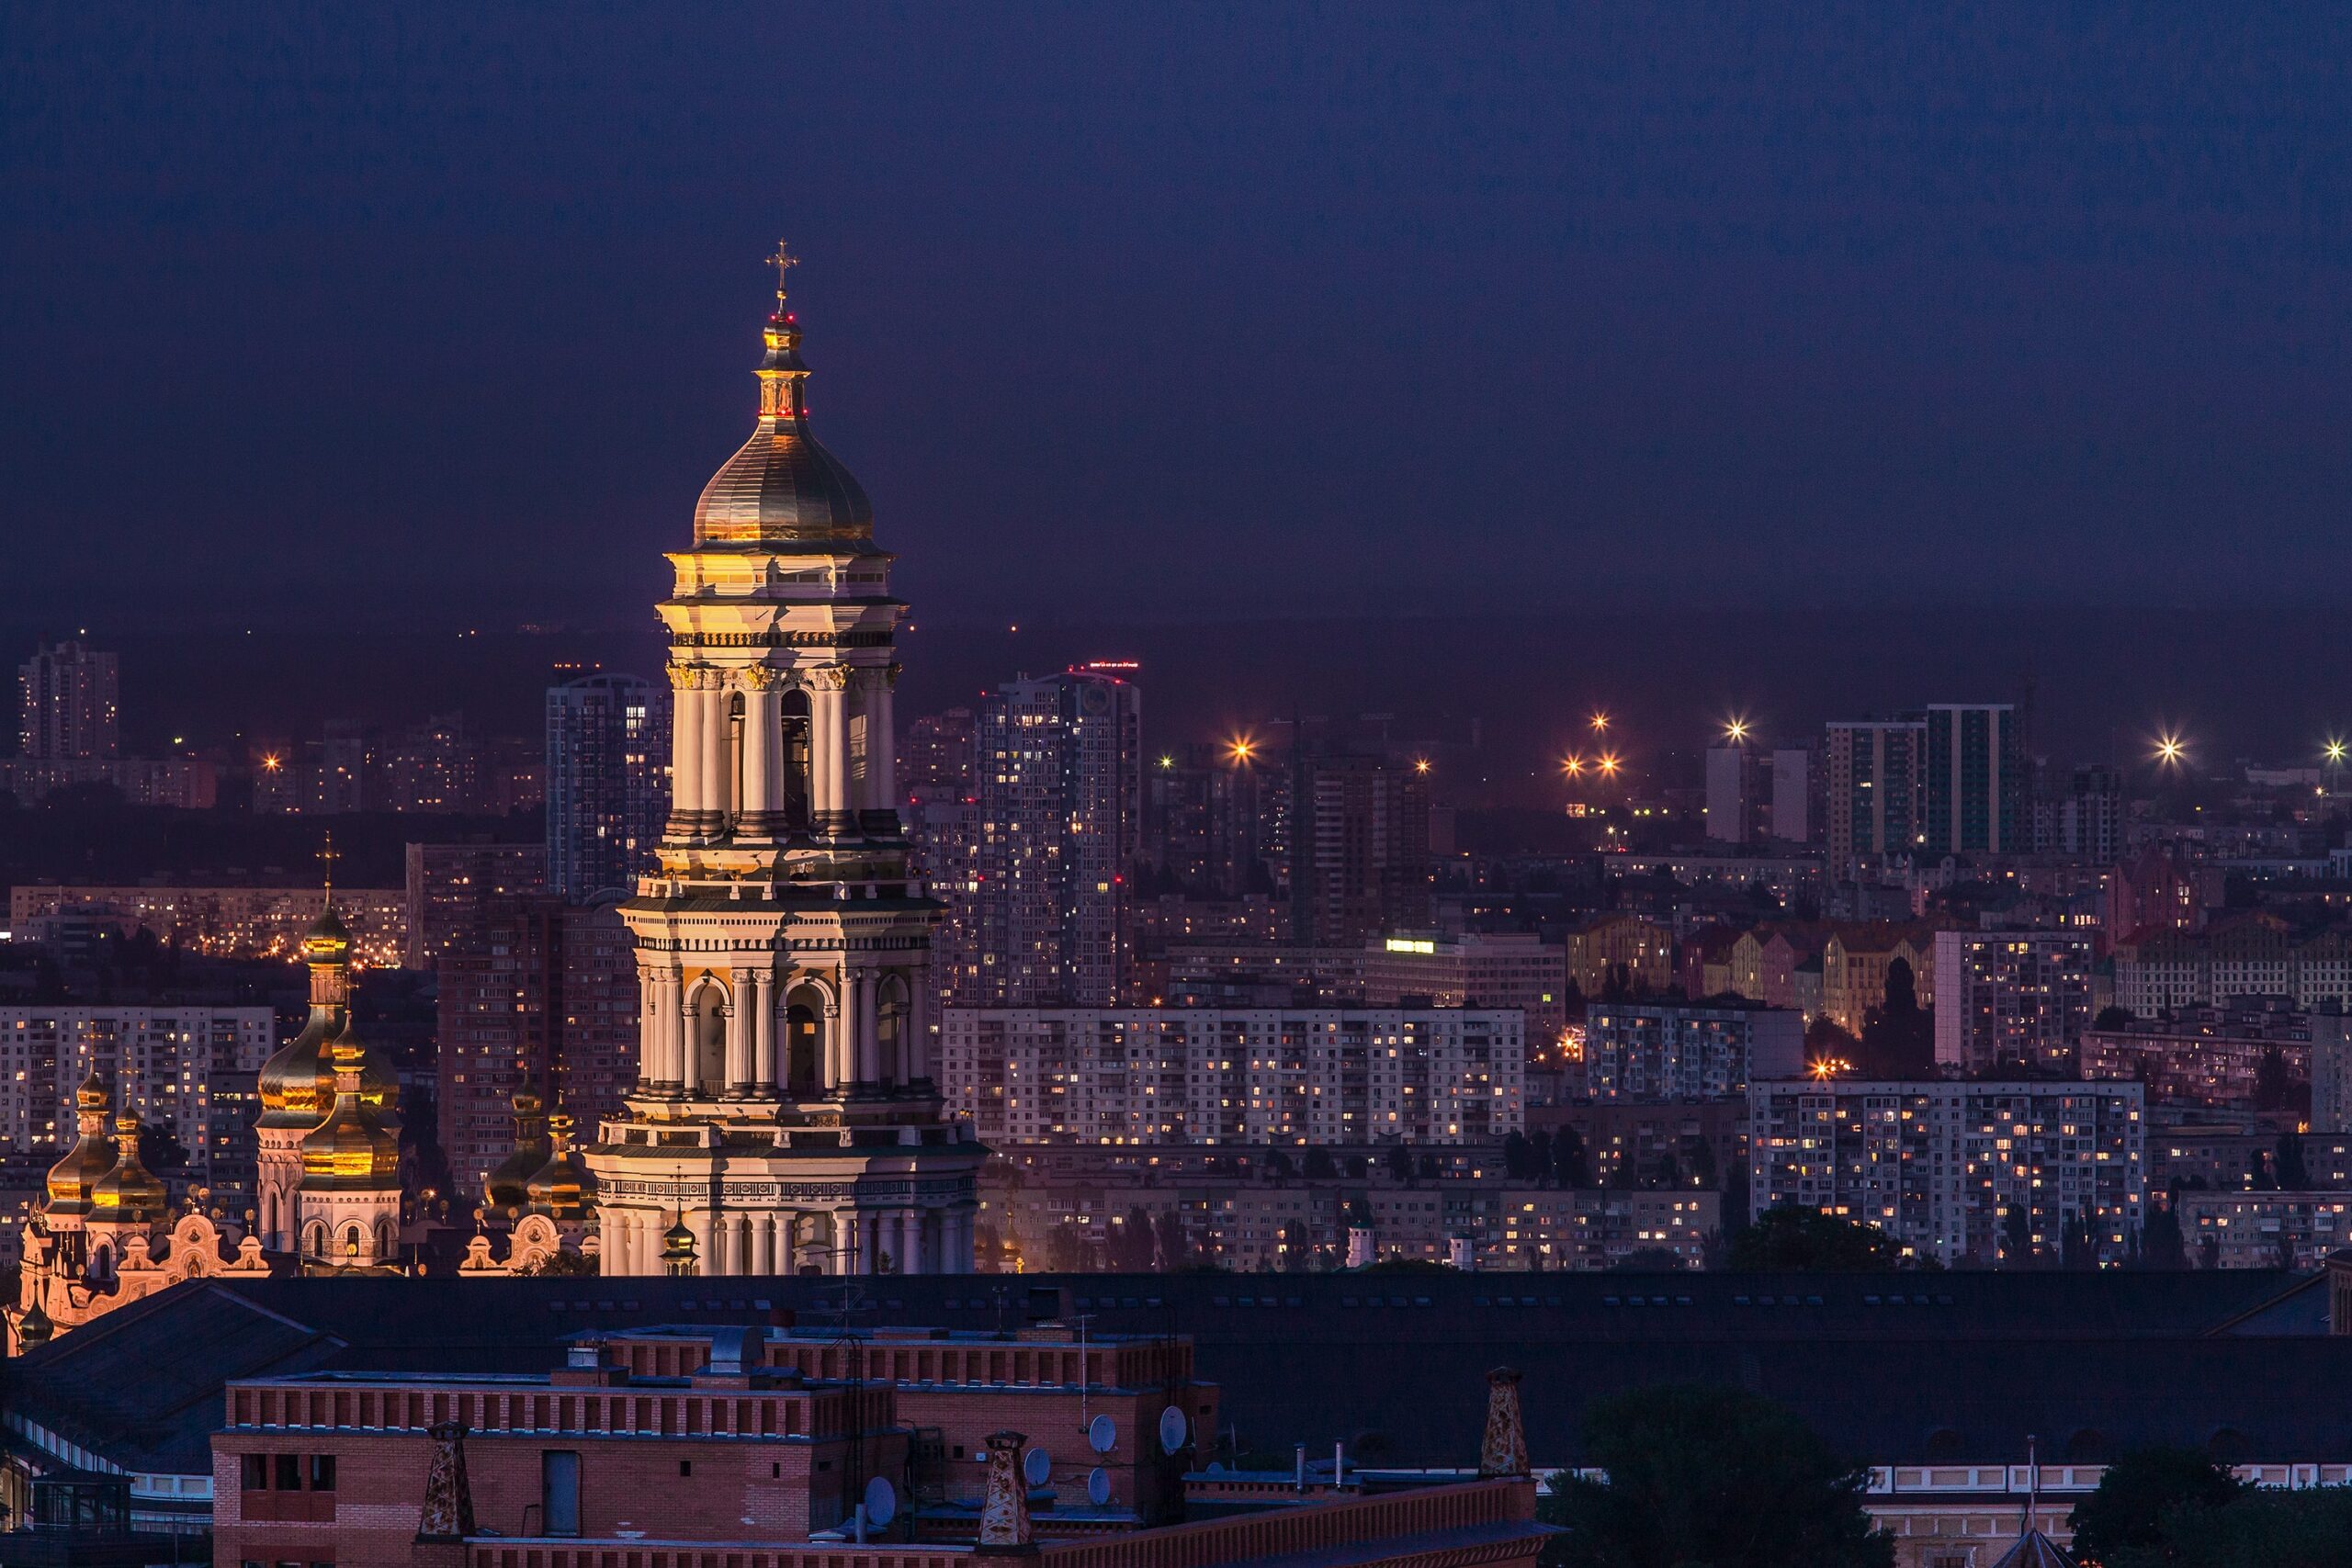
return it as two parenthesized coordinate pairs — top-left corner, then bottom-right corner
(256, 1013), (336, 1126)
(691, 281), (873, 545)
(300, 1036), (402, 1190)
(43, 1069), (118, 1217)
(483, 1088), (550, 1213)
(524, 1112), (594, 1224)
(261, 902), (360, 1126)
(300, 905), (353, 964)
(90, 1114), (167, 1225)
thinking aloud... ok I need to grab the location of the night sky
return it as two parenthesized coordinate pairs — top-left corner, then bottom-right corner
(7, 6), (2352, 764)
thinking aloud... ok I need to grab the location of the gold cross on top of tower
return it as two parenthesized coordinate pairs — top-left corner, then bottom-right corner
(318, 831), (340, 898)
(767, 240), (799, 302)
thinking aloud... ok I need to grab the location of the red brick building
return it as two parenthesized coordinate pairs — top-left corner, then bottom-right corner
(214, 1317), (1539, 1568)
(215, 1322), (1227, 1564)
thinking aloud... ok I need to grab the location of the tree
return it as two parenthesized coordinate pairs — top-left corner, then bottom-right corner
(1153, 1211), (1190, 1270)
(2060, 1212), (2097, 1271)
(1648, 1150), (1679, 1189)
(1266, 1149), (1295, 1180)
(2001, 1201), (2035, 1269)
(1417, 1152), (1442, 1180)
(1539, 1385), (1891, 1568)
(2103, 1484), (2352, 1568)
(1555, 1128), (1594, 1190)
(1683, 1134), (1718, 1190)
(2094, 1004), (2134, 1029)
(1303, 1146), (1339, 1180)
(1385, 1144), (1416, 1184)
(1725, 1204), (1902, 1271)
(1857, 956), (1934, 1078)
(1109, 1207), (1157, 1271)
(1044, 1226), (1091, 1272)
(2277, 1130), (2312, 1190)
(1278, 1220), (1312, 1272)
(1503, 1130), (1532, 1179)
(516, 1248), (599, 1277)
(2068, 1446), (2248, 1564)
(2140, 1184), (2188, 1269)
(2257, 1046), (2291, 1112)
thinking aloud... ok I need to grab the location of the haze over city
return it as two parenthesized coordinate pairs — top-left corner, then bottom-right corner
(9, 11), (2352, 1568)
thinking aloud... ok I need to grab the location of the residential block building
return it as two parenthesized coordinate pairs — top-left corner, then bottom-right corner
(937, 1007), (1522, 1147)
(1931, 930), (2097, 1074)
(1748, 1077), (2146, 1267)
(1583, 1000), (1804, 1100)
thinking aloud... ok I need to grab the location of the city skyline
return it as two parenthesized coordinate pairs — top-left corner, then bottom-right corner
(13, 17), (2352, 1563)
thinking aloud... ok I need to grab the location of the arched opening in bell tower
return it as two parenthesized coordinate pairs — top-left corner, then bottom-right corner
(784, 980), (829, 1096)
(876, 975), (910, 1089)
(689, 982), (729, 1092)
(779, 687), (812, 829)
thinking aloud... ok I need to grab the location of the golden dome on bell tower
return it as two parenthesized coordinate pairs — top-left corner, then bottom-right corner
(690, 242), (874, 545)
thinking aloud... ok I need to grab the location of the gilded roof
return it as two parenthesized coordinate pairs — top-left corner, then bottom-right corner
(91, 1113), (167, 1224)
(300, 1032), (403, 1190)
(691, 309), (872, 544)
(43, 1069), (118, 1216)
(525, 1112), (594, 1224)
(484, 1088), (550, 1213)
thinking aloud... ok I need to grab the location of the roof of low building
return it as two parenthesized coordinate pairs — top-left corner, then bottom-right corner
(2, 1268), (2334, 1479)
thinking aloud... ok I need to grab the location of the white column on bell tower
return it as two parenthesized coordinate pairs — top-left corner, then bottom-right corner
(811, 665), (851, 830)
(740, 668), (778, 836)
(668, 666), (705, 835)
(867, 664), (899, 812)
(701, 679), (733, 836)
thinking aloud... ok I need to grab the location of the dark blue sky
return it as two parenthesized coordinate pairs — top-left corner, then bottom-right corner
(6, 4), (2352, 637)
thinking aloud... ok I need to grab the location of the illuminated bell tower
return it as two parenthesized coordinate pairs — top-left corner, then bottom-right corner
(583, 245), (982, 1277)
(255, 907), (356, 1252)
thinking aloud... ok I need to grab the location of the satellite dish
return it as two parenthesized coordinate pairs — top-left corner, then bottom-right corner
(1086, 1467), (1111, 1506)
(1088, 1414), (1116, 1454)
(1159, 1405), (1188, 1455)
(1023, 1446), (1052, 1487)
(863, 1476), (897, 1529)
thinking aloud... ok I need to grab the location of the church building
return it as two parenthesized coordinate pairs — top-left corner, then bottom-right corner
(582, 249), (984, 1276)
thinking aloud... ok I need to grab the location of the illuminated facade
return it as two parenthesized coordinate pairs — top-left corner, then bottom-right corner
(254, 908), (407, 1270)
(7, 884), (405, 964)
(582, 253), (982, 1277)
(938, 1006), (1522, 1145)
(1748, 1077), (2145, 1267)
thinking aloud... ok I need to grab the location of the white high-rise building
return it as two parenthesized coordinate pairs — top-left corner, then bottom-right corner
(937, 1007), (1522, 1146)
(583, 251), (983, 1278)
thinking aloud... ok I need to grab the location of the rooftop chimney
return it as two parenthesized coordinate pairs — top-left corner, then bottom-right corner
(976, 1430), (1036, 1554)
(414, 1421), (477, 1542)
(1478, 1367), (1529, 1480)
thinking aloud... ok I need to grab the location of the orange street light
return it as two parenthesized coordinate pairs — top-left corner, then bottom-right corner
(1412, 757), (1431, 775)
(2154, 733), (2185, 767)
(1598, 751), (1622, 778)
(1561, 753), (1586, 778)
(1724, 716), (1749, 744)
(1589, 711), (1611, 736)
